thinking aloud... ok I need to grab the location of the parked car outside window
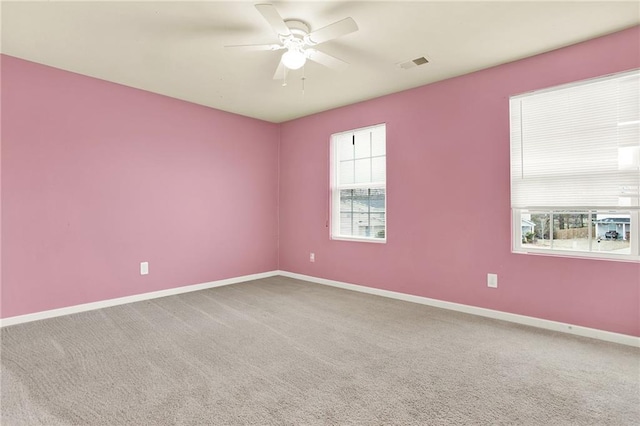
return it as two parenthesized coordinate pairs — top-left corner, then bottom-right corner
(604, 231), (619, 240)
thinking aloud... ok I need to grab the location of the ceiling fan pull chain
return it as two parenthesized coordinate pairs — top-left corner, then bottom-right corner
(282, 67), (288, 87)
(302, 65), (306, 95)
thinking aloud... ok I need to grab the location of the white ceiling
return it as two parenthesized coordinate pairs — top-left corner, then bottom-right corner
(2, 1), (639, 123)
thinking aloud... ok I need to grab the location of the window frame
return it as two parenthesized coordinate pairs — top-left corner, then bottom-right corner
(330, 123), (387, 243)
(509, 70), (639, 262)
(512, 209), (639, 262)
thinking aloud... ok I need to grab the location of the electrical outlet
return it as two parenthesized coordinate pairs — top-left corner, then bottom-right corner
(487, 273), (498, 288)
(140, 262), (149, 275)
(309, 253), (315, 262)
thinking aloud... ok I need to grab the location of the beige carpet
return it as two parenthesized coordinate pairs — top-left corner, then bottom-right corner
(1, 276), (639, 425)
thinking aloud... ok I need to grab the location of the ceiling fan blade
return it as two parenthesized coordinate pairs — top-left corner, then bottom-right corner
(255, 4), (292, 37)
(224, 43), (283, 51)
(305, 17), (358, 45)
(305, 49), (349, 70)
(273, 60), (286, 80)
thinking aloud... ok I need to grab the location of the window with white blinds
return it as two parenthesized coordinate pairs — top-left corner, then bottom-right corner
(331, 124), (386, 242)
(510, 70), (639, 261)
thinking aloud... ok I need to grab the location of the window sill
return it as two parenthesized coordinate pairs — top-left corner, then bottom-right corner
(512, 248), (639, 263)
(331, 236), (387, 244)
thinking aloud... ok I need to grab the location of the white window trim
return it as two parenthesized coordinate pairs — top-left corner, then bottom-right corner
(330, 123), (387, 243)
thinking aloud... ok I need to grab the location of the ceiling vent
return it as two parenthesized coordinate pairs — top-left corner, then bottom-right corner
(397, 56), (429, 70)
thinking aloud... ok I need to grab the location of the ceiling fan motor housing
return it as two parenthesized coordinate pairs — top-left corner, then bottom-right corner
(280, 20), (312, 49)
(285, 20), (310, 35)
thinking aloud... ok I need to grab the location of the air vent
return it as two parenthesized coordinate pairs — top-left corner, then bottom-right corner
(397, 56), (430, 70)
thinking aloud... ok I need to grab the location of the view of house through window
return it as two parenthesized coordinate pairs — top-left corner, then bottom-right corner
(510, 69), (639, 261)
(331, 124), (386, 242)
(520, 211), (631, 255)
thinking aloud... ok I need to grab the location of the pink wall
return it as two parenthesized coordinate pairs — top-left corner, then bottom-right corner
(2, 27), (639, 336)
(1, 55), (279, 318)
(278, 27), (640, 337)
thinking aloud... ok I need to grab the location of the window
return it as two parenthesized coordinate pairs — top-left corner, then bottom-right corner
(510, 69), (639, 261)
(331, 124), (386, 242)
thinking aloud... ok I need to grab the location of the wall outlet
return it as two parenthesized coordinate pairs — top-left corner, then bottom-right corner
(487, 273), (498, 288)
(140, 262), (149, 275)
(309, 253), (315, 262)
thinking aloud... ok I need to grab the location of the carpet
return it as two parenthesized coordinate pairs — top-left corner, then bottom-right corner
(1, 276), (639, 425)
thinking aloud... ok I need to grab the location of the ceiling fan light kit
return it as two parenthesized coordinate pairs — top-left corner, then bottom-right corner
(225, 3), (358, 80)
(282, 49), (306, 70)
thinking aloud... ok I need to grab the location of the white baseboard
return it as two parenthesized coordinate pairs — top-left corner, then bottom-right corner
(3, 269), (638, 348)
(278, 270), (640, 348)
(0, 270), (279, 328)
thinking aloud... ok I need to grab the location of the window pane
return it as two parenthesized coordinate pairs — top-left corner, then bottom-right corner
(339, 160), (354, 185)
(521, 210), (636, 257)
(354, 130), (371, 159)
(337, 134), (354, 160)
(371, 212), (386, 239)
(369, 188), (386, 210)
(340, 212), (354, 236)
(371, 126), (386, 157)
(353, 213), (371, 237)
(354, 158), (371, 184)
(338, 188), (386, 239)
(592, 213), (632, 255)
(339, 189), (354, 212)
(551, 212), (590, 252)
(522, 212), (552, 249)
(371, 157), (386, 182)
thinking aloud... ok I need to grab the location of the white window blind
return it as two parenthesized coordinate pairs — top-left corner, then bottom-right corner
(331, 124), (386, 242)
(510, 70), (639, 209)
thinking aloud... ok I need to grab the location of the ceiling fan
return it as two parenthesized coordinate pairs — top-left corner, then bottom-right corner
(225, 3), (358, 81)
